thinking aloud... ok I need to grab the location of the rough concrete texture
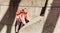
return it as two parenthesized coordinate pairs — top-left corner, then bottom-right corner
(0, 0), (46, 21)
(0, 0), (46, 33)
(53, 15), (60, 33)
(19, 0), (46, 6)
(0, 0), (60, 33)
(0, 0), (46, 6)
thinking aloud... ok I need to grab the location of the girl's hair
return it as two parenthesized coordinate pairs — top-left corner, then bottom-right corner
(22, 9), (24, 11)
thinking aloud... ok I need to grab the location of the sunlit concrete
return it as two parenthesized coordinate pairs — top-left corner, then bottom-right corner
(19, 0), (46, 6)
(0, 0), (46, 6)
(0, 25), (7, 33)
(18, 0), (53, 33)
(0, 0), (10, 5)
(0, 0), (55, 33)
(0, 6), (9, 21)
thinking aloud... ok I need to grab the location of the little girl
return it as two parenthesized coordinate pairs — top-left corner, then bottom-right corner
(15, 8), (29, 33)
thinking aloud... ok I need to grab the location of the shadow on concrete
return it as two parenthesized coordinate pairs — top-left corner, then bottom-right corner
(40, 0), (48, 16)
(42, 0), (60, 33)
(0, 0), (21, 33)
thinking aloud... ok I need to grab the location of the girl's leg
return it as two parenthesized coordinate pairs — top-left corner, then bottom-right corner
(15, 21), (17, 32)
(18, 22), (24, 32)
(18, 22), (22, 32)
(15, 21), (20, 33)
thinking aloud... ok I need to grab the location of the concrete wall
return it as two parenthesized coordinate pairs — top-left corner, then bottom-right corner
(0, 0), (46, 21)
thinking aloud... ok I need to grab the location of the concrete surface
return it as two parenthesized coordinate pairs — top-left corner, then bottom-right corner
(0, 0), (60, 33)
(0, 0), (46, 33)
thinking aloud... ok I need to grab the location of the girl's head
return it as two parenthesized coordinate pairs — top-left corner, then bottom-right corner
(22, 8), (27, 14)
